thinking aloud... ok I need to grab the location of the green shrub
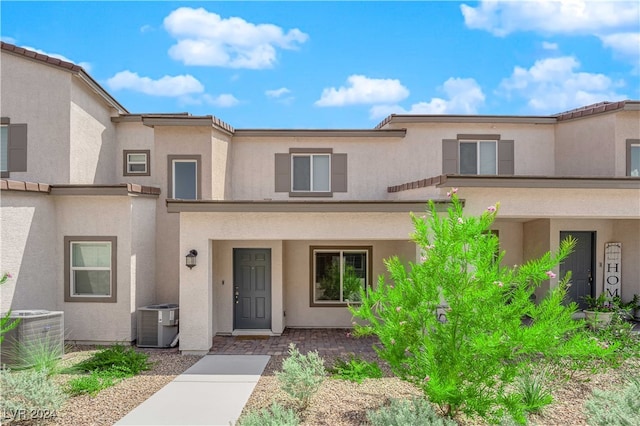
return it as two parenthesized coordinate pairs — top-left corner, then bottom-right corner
(65, 370), (128, 396)
(236, 403), (299, 426)
(70, 343), (151, 375)
(515, 369), (553, 414)
(275, 343), (326, 409)
(0, 369), (66, 419)
(367, 397), (458, 426)
(329, 355), (382, 383)
(585, 377), (640, 426)
(351, 193), (612, 420)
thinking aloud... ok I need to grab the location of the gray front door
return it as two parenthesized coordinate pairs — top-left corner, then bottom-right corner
(560, 231), (595, 310)
(234, 249), (271, 329)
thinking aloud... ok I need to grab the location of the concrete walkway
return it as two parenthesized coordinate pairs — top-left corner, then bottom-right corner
(115, 355), (270, 426)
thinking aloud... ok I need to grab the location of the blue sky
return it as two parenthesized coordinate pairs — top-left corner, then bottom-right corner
(2, 1), (639, 128)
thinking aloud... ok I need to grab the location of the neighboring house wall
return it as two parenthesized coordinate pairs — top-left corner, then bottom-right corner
(69, 78), (117, 184)
(555, 114), (617, 177)
(0, 191), (57, 312)
(1, 53), (71, 183)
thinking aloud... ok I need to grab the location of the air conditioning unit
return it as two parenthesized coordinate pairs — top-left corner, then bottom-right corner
(137, 304), (179, 348)
(0, 310), (64, 367)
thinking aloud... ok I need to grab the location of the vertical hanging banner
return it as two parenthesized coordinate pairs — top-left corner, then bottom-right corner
(603, 242), (621, 299)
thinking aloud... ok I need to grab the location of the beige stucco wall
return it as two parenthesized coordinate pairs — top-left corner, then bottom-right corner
(0, 53), (72, 183)
(0, 192), (57, 313)
(114, 122), (156, 185)
(616, 111), (640, 176)
(154, 126), (213, 304)
(555, 114), (616, 177)
(56, 196), (135, 342)
(283, 239), (415, 328)
(69, 78), (117, 184)
(211, 132), (232, 200)
(523, 219), (552, 300)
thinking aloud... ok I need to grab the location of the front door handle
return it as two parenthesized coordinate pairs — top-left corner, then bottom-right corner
(587, 269), (593, 285)
(235, 287), (239, 304)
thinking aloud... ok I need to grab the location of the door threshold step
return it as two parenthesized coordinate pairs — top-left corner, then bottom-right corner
(232, 329), (279, 337)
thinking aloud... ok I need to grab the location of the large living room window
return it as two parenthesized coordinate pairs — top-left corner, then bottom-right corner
(460, 140), (497, 175)
(292, 153), (330, 192)
(64, 236), (117, 303)
(310, 246), (371, 306)
(627, 139), (640, 177)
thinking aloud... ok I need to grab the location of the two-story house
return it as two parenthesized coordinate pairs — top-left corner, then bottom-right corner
(2, 42), (639, 355)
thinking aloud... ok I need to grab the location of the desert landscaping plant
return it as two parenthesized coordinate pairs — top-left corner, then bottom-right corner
(367, 397), (458, 426)
(0, 368), (67, 421)
(236, 402), (300, 426)
(351, 192), (616, 422)
(0, 273), (20, 344)
(329, 354), (382, 383)
(275, 343), (326, 410)
(585, 377), (640, 426)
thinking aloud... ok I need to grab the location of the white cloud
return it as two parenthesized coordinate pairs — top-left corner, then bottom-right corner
(1, 36), (17, 44)
(542, 41), (558, 50)
(21, 45), (92, 71)
(369, 77), (485, 119)
(498, 56), (626, 113)
(140, 24), (153, 33)
(315, 75), (410, 107)
(180, 93), (240, 107)
(106, 70), (204, 97)
(163, 7), (308, 69)
(265, 87), (291, 98)
(461, 0), (639, 37)
(600, 32), (640, 63)
(461, 1), (640, 64)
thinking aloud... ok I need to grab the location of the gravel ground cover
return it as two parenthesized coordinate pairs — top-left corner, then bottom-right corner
(4, 341), (639, 425)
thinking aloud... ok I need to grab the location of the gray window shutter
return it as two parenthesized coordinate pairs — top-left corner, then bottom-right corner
(442, 139), (458, 174)
(274, 153), (290, 192)
(331, 153), (347, 192)
(498, 140), (514, 175)
(8, 123), (27, 172)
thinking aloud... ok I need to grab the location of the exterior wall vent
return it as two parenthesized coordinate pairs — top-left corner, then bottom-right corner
(0, 310), (65, 367)
(136, 304), (179, 348)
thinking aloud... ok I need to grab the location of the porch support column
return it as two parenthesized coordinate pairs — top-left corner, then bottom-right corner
(179, 225), (212, 355)
(272, 240), (284, 335)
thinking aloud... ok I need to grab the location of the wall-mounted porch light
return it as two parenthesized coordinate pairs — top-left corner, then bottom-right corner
(185, 249), (198, 269)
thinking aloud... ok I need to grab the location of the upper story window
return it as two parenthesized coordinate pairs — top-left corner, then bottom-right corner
(292, 153), (331, 192)
(168, 155), (201, 199)
(627, 139), (640, 177)
(443, 135), (514, 176)
(275, 149), (347, 197)
(0, 117), (28, 178)
(64, 236), (117, 303)
(459, 140), (497, 175)
(123, 150), (150, 176)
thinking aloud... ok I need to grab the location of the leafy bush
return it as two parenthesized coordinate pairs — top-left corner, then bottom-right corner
(329, 355), (382, 383)
(66, 370), (128, 396)
(367, 398), (458, 426)
(71, 343), (151, 375)
(0, 369), (66, 419)
(585, 377), (640, 426)
(351, 193), (613, 420)
(236, 403), (299, 426)
(275, 343), (326, 409)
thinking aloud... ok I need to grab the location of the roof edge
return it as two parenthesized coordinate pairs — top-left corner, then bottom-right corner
(234, 129), (407, 138)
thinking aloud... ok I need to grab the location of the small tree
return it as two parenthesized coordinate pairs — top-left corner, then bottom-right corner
(351, 193), (612, 421)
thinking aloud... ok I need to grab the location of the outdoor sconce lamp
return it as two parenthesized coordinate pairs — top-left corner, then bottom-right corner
(185, 249), (198, 269)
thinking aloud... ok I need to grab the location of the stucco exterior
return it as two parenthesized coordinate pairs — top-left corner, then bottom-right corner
(1, 42), (638, 352)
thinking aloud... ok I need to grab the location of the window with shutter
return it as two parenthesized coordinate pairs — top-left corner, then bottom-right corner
(0, 118), (28, 178)
(274, 149), (348, 196)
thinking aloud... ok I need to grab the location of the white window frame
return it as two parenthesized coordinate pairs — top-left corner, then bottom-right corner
(629, 143), (640, 177)
(172, 159), (198, 199)
(291, 153), (331, 192)
(311, 247), (370, 306)
(65, 238), (116, 302)
(459, 140), (497, 175)
(125, 151), (149, 175)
